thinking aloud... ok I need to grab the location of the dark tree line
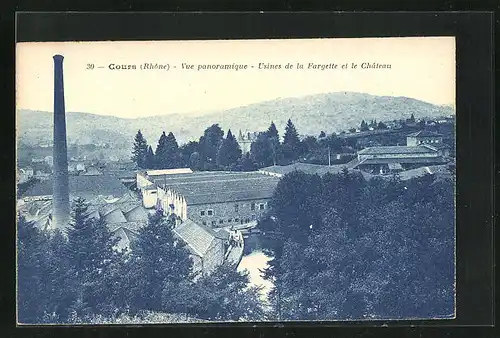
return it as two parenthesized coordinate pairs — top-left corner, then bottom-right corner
(131, 126), (245, 171)
(132, 130), (182, 170)
(131, 119), (388, 171)
(18, 199), (264, 323)
(132, 119), (336, 171)
(258, 170), (455, 320)
(131, 113), (451, 171)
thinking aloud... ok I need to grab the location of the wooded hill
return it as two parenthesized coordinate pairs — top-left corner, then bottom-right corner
(17, 92), (454, 150)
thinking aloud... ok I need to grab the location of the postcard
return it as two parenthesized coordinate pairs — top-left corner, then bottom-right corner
(16, 37), (456, 324)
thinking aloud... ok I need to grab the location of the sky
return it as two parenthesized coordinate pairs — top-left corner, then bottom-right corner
(16, 37), (456, 119)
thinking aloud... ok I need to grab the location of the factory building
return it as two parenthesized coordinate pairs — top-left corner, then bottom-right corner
(137, 171), (279, 228)
(354, 130), (450, 174)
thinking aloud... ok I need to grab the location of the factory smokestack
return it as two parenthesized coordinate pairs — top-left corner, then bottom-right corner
(52, 54), (70, 229)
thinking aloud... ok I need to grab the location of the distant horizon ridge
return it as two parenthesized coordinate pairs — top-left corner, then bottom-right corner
(17, 91), (455, 152)
(17, 91), (455, 119)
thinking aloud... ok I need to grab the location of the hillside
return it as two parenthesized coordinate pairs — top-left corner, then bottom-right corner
(17, 92), (454, 149)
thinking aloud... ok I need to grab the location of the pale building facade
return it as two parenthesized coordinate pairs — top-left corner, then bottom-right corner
(406, 130), (444, 147)
(136, 171), (279, 228)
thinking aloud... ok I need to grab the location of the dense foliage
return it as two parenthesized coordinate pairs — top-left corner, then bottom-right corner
(131, 114), (452, 171)
(131, 130), (149, 168)
(259, 170), (455, 320)
(17, 204), (263, 323)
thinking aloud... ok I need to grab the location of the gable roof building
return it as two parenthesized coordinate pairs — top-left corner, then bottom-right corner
(173, 218), (219, 257)
(172, 218), (226, 277)
(21, 175), (130, 201)
(18, 186), (150, 247)
(161, 173), (280, 206)
(357, 145), (438, 156)
(406, 130), (445, 147)
(259, 163), (347, 178)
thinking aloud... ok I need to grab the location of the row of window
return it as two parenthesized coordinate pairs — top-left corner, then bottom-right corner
(201, 215), (256, 227)
(199, 203), (266, 217)
(418, 139), (440, 144)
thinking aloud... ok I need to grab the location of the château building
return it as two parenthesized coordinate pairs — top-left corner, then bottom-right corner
(237, 130), (259, 154)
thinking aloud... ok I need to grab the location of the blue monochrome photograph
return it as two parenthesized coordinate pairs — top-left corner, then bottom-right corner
(16, 38), (456, 324)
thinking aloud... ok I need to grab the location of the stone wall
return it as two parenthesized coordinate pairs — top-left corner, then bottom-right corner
(190, 254), (203, 277)
(187, 199), (270, 228)
(202, 238), (225, 275)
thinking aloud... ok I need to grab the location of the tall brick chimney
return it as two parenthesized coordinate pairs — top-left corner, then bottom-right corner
(52, 55), (70, 229)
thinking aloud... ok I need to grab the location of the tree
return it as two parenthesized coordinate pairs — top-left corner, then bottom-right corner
(154, 132), (167, 169)
(17, 215), (52, 323)
(216, 129), (242, 168)
(261, 171), (455, 320)
(126, 212), (192, 311)
(145, 146), (155, 169)
(250, 133), (274, 168)
(179, 141), (200, 167)
(319, 131), (326, 138)
(409, 113), (416, 123)
(163, 264), (265, 321)
(189, 152), (202, 170)
(266, 122), (282, 165)
(268, 171), (323, 246)
(199, 124), (224, 164)
(300, 136), (318, 156)
(377, 121), (388, 130)
(65, 197), (122, 316)
(155, 132), (181, 169)
(267, 122), (280, 141)
(166, 132), (181, 167)
(17, 177), (40, 196)
(282, 119), (301, 161)
(360, 120), (369, 132)
(131, 130), (149, 168)
(17, 213), (78, 324)
(239, 153), (256, 172)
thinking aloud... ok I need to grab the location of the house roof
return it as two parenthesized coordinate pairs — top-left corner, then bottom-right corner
(358, 157), (445, 165)
(82, 167), (103, 176)
(101, 169), (137, 179)
(89, 197), (149, 225)
(407, 130), (443, 137)
(107, 221), (146, 234)
(338, 128), (401, 140)
(112, 227), (131, 252)
(421, 143), (451, 151)
(212, 227), (231, 241)
(159, 172), (280, 205)
(152, 171), (269, 186)
(172, 219), (219, 257)
(111, 226), (142, 251)
(102, 209), (128, 224)
(123, 205), (149, 221)
(260, 163), (347, 177)
(19, 197), (148, 235)
(357, 145), (438, 155)
(397, 165), (453, 181)
(104, 161), (137, 171)
(142, 184), (158, 191)
(145, 168), (193, 176)
(22, 175), (129, 198)
(388, 163), (404, 170)
(184, 189), (276, 205)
